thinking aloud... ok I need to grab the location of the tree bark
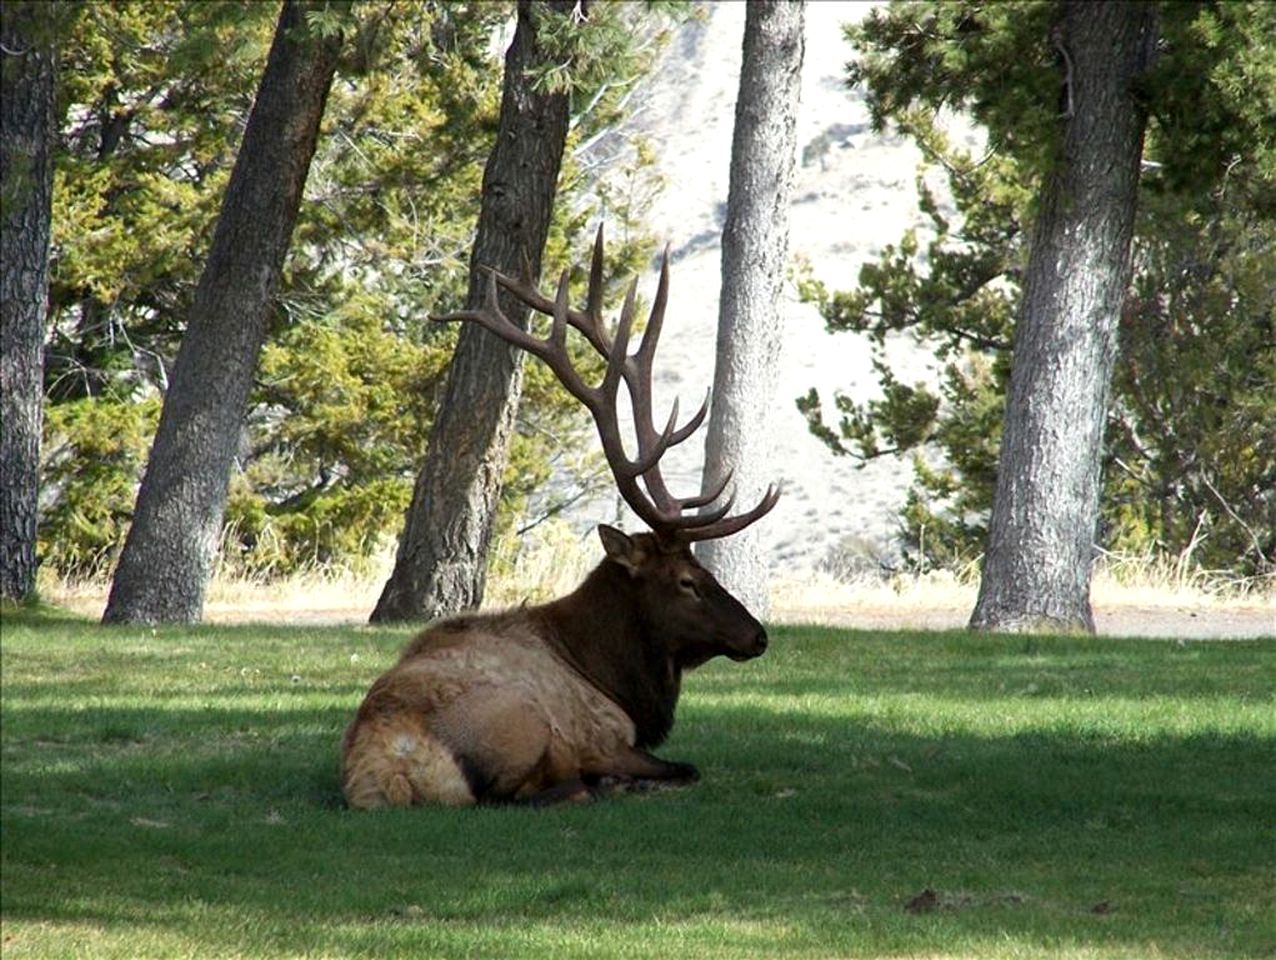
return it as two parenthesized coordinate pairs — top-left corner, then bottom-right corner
(697, 1), (804, 618)
(969, 1), (1158, 633)
(103, 1), (344, 624)
(370, 0), (575, 624)
(0, 2), (56, 602)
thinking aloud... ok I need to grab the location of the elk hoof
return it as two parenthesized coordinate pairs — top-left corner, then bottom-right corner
(667, 762), (700, 784)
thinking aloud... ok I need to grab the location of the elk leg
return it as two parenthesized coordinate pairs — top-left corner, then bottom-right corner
(520, 777), (596, 807)
(507, 749), (698, 807)
(583, 745), (700, 786)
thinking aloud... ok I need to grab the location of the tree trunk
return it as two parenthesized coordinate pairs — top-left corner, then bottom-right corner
(969, 1), (1158, 634)
(370, 0), (575, 624)
(0, 2), (56, 602)
(697, 0), (804, 618)
(103, 1), (344, 624)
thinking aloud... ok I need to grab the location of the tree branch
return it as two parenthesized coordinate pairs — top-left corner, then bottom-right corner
(1201, 474), (1270, 568)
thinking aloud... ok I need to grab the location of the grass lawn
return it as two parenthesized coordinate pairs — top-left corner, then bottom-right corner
(2, 604), (1273, 959)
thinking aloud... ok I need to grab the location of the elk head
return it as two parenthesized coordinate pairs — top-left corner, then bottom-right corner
(597, 524), (767, 665)
(433, 225), (780, 661)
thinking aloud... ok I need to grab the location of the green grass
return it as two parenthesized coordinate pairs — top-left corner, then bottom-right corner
(2, 605), (1273, 959)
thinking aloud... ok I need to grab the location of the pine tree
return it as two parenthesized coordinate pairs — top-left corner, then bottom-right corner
(801, 0), (1275, 597)
(372, 0), (678, 622)
(370, 0), (578, 623)
(969, 2), (1159, 632)
(104, 1), (347, 624)
(40, 2), (666, 586)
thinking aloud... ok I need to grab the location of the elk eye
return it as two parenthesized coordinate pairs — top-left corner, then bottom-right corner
(678, 576), (699, 596)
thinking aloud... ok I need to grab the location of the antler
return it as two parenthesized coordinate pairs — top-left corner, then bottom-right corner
(432, 225), (779, 544)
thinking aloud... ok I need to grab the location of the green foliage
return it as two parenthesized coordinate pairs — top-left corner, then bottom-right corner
(4, 612), (1274, 957)
(39, 1), (672, 580)
(48, 1), (274, 395)
(220, 302), (447, 577)
(1108, 180), (1276, 573)
(39, 396), (160, 579)
(847, 1), (1060, 175)
(803, 0), (1276, 576)
(1143, 1), (1276, 209)
(527, 0), (688, 98)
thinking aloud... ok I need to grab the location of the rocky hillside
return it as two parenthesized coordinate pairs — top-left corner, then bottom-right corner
(558, 1), (960, 577)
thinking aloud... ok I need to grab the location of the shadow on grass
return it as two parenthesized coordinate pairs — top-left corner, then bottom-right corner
(2, 620), (1273, 957)
(5, 715), (1274, 956)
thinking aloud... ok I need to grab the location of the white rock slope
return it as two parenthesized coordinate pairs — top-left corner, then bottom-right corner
(561, 1), (948, 576)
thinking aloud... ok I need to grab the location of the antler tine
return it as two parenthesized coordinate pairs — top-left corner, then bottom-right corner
(550, 268), (572, 352)
(586, 224), (607, 337)
(436, 269), (605, 414)
(433, 269), (540, 355)
(630, 471), (735, 533)
(620, 244), (697, 515)
(678, 483), (782, 543)
(602, 280), (683, 490)
(600, 243), (775, 540)
(492, 270), (609, 357)
(667, 386), (710, 447)
(626, 392), (685, 480)
(681, 468), (733, 511)
(515, 268), (593, 408)
(633, 244), (670, 371)
(605, 277), (639, 395)
(681, 488), (738, 528)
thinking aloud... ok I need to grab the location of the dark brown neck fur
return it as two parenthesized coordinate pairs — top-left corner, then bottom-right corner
(534, 560), (680, 748)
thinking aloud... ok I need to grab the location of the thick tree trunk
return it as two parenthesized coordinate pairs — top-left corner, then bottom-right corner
(103, 1), (344, 624)
(969, 1), (1158, 633)
(697, 1), (804, 617)
(371, 0), (574, 624)
(0, 2), (56, 602)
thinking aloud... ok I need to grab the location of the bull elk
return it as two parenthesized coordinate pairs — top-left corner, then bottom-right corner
(342, 227), (780, 808)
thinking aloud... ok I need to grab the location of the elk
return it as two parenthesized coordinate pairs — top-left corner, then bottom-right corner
(341, 227), (779, 808)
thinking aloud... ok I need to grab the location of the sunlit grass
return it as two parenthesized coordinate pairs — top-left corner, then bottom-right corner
(2, 606), (1274, 959)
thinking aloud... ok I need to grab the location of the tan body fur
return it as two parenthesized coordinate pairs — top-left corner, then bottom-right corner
(343, 613), (638, 808)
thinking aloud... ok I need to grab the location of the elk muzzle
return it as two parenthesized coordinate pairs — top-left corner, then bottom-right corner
(726, 624), (768, 661)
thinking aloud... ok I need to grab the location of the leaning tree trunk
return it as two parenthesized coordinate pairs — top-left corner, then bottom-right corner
(697, 0), (804, 618)
(103, 1), (344, 624)
(0, 2), (57, 602)
(371, 0), (575, 624)
(969, 1), (1159, 634)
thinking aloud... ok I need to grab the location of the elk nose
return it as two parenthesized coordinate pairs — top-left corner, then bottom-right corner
(753, 628), (768, 655)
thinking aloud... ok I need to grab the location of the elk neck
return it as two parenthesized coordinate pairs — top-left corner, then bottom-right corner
(534, 559), (680, 748)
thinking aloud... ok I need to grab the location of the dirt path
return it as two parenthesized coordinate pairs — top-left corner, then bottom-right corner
(772, 600), (1274, 640)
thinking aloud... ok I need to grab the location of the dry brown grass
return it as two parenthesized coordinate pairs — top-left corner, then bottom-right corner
(40, 524), (1274, 638)
(770, 567), (1274, 638)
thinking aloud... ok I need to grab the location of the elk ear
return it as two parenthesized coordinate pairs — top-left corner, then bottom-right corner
(598, 524), (641, 574)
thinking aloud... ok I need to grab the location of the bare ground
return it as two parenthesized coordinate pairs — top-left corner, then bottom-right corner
(772, 597), (1275, 640)
(769, 574), (1275, 639)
